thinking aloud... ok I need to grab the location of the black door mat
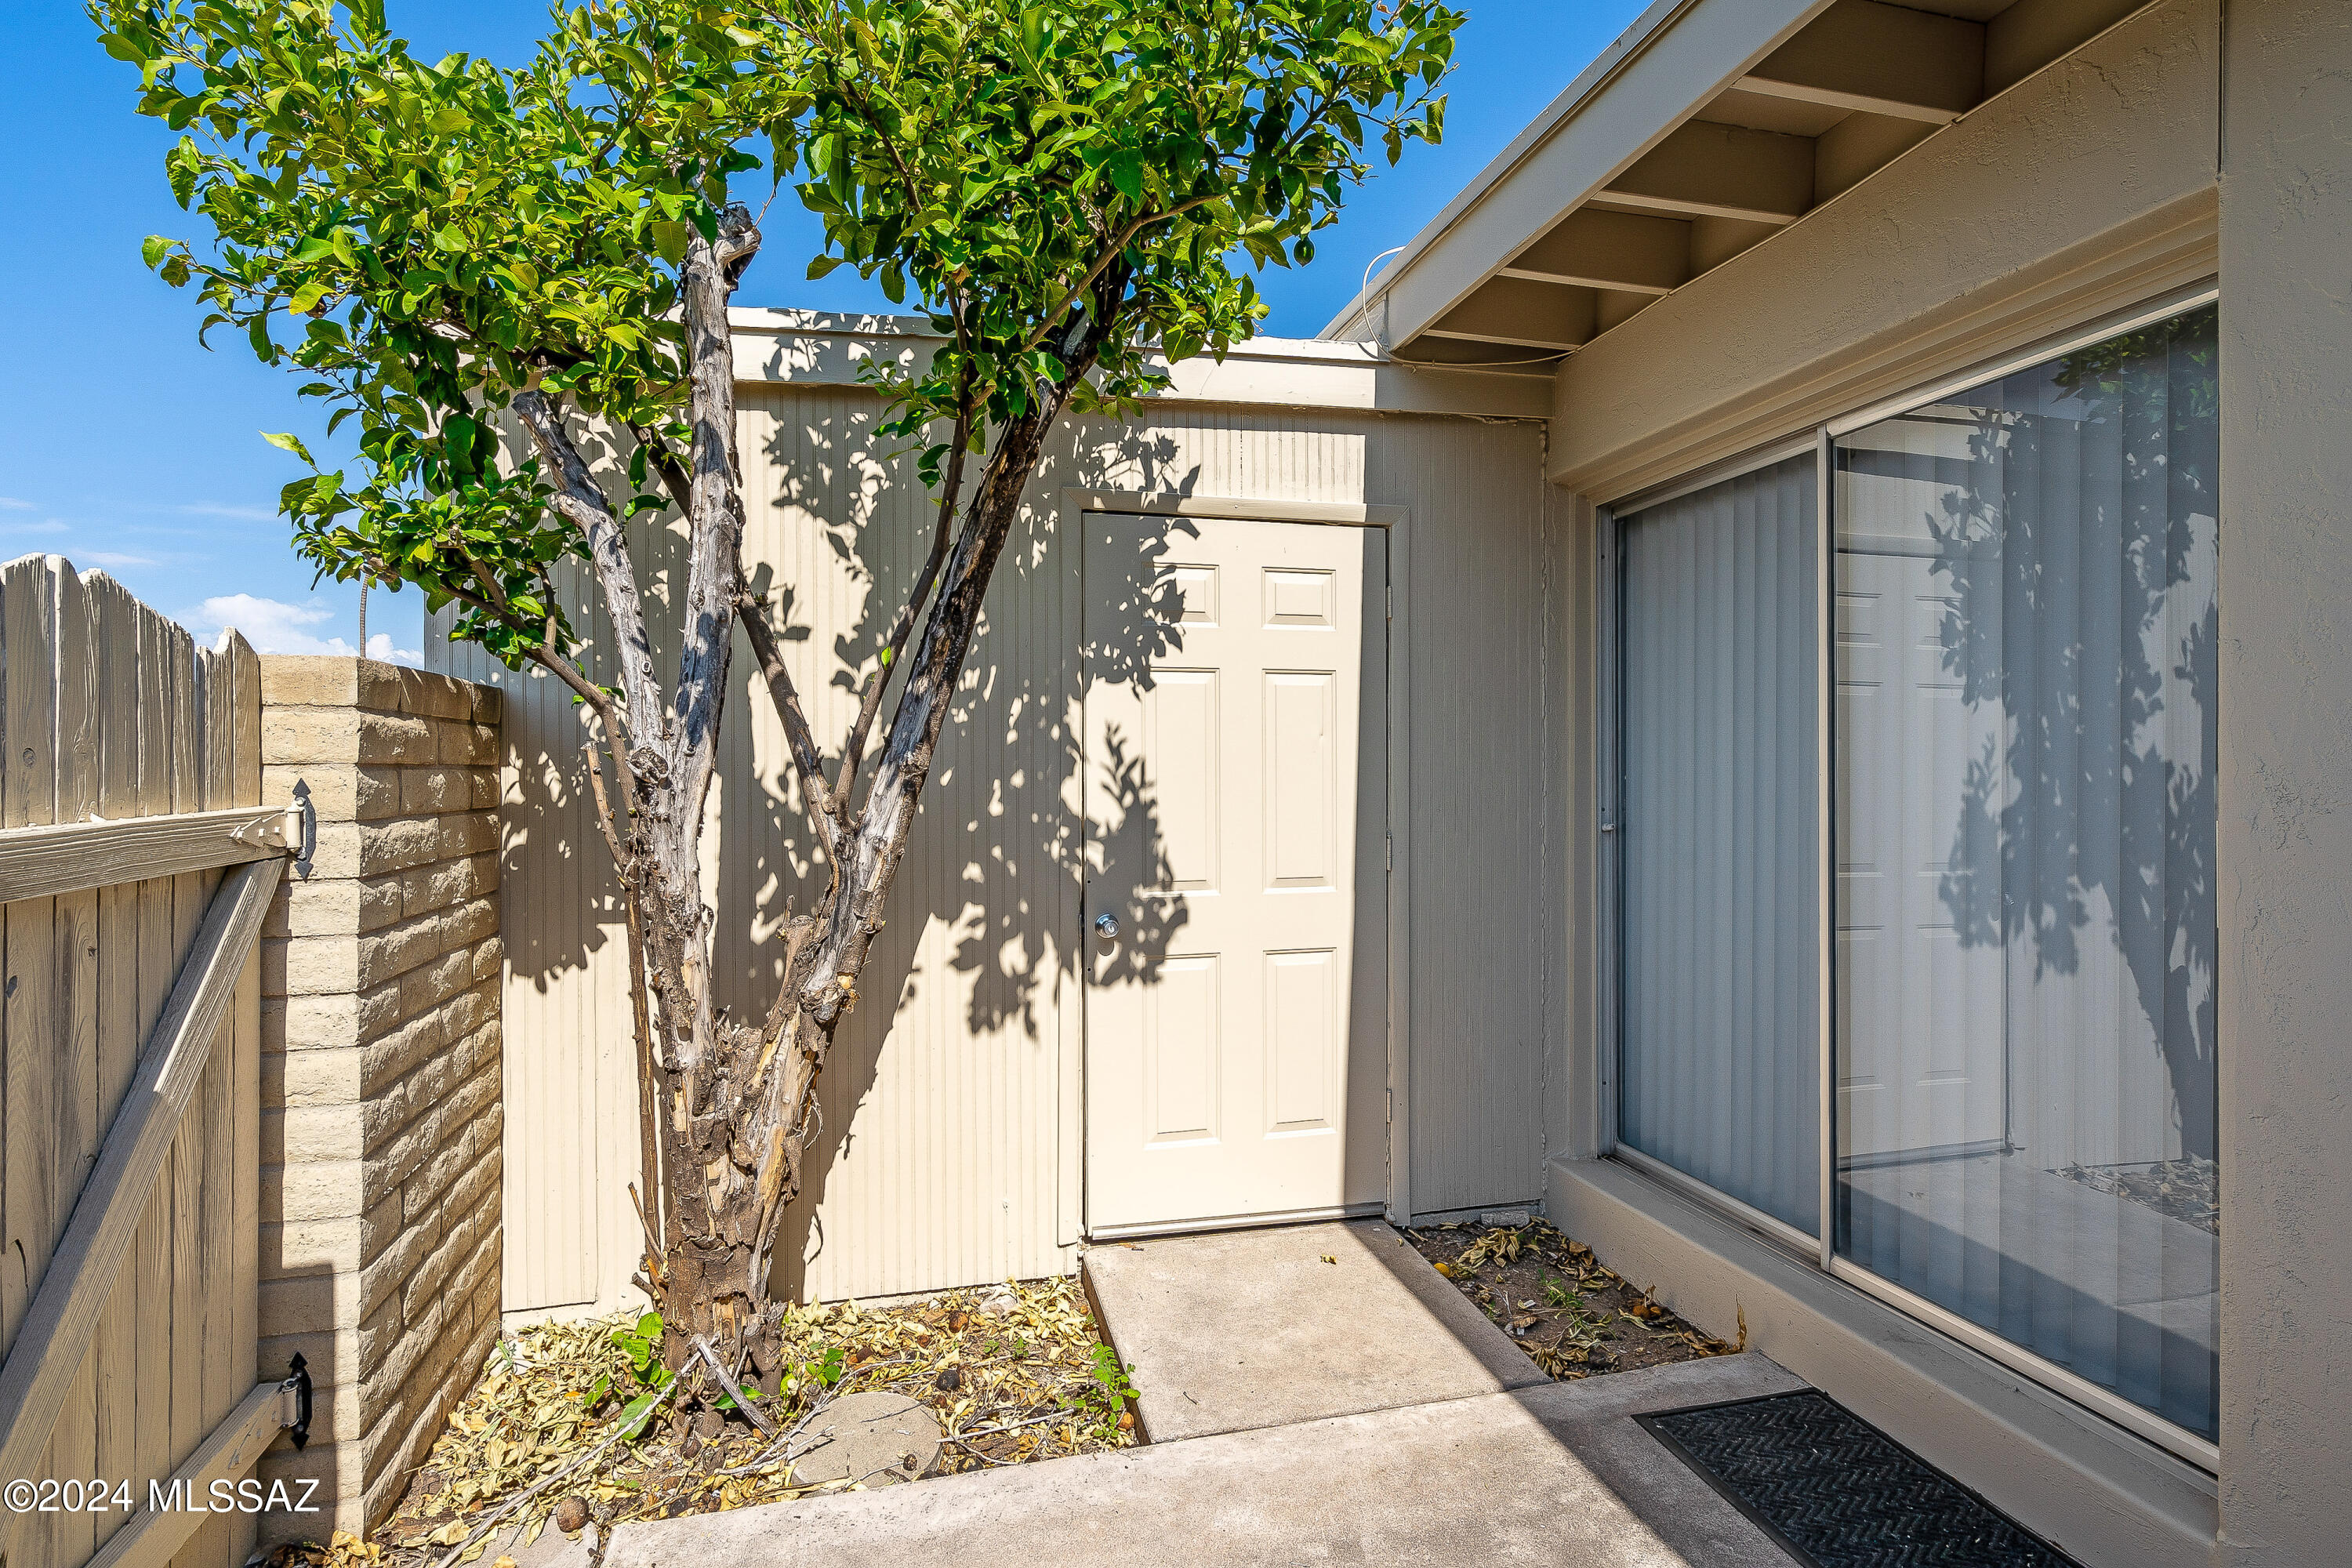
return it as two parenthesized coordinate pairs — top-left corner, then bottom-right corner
(1637, 1391), (2082, 1568)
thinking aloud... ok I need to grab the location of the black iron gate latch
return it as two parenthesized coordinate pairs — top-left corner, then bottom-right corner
(279, 1352), (314, 1450)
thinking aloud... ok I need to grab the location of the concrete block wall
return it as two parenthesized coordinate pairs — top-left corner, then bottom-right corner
(252, 657), (505, 1548)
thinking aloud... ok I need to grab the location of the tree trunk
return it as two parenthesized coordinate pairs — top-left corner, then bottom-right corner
(592, 273), (1116, 1380)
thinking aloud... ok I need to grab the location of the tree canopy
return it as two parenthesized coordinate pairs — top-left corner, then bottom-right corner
(100, 0), (1457, 684)
(96, 0), (1463, 1357)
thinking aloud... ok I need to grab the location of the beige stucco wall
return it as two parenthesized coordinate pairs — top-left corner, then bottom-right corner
(2215, 0), (2352, 1559)
(253, 659), (505, 1547)
(1522, 0), (2352, 1556)
(433, 389), (1566, 1319)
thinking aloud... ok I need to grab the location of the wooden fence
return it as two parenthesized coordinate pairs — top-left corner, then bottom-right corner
(0, 557), (302, 1568)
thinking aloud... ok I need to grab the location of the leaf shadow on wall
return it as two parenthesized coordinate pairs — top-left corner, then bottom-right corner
(726, 406), (1203, 1301)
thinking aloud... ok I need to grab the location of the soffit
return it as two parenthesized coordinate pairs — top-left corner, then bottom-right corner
(1325, 0), (2157, 369)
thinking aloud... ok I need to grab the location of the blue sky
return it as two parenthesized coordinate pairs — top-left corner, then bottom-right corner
(2, 1), (1644, 662)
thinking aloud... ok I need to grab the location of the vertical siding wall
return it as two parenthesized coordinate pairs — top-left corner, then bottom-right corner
(434, 394), (1559, 1312)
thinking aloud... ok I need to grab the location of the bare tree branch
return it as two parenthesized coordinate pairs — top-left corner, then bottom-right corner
(836, 379), (975, 815)
(627, 419), (696, 514)
(1013, 194), (1221, 358)
(514, 387), (664, 733)
(658, 203), (766, 1093)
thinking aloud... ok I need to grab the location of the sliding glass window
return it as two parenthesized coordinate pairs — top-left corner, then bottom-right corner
(1831, 303), (2219, 1440)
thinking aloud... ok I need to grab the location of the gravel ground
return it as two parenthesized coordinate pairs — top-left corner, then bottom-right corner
(276, 1277), (1137, 1565)
(1402, 1218), (1742, 1380)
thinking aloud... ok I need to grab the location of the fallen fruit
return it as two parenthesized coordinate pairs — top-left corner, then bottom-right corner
(553, 1497), (590, 1534)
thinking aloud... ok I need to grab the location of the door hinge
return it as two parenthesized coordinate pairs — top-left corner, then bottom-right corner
(1385, 833), (1394, 870)
(1386, 585), (1393, 621)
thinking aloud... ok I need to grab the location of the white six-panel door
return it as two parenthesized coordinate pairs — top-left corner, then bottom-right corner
(1082, 512), (1387, 1233)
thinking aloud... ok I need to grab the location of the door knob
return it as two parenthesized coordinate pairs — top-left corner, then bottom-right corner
(1094, 913), (1120, 939)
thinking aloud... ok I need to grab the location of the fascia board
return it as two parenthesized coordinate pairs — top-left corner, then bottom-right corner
(729, 314), (1550, 419)
(1324, 0), (1833, 348)
(1320, 0), (1695, 338)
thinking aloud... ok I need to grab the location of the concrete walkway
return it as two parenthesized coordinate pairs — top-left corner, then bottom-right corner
(600, 1219), (1807, 1566)
(608, 1358), (1805, 1567)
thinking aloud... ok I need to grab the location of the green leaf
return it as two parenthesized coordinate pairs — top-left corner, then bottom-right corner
(141, 235), (174, 269)
(617, 1387), (662, 1440)
(1105, 151), (1143, 205)
(263, 431), (315, 464)
(651, 220), (688, 266)
(165, 137), (198, 208)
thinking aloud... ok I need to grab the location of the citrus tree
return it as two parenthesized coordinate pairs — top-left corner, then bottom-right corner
(96, 0), (1461, 1377)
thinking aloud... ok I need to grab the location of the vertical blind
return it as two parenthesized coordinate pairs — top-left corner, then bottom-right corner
(1619, 453), (1820, 1234)
(1832, 303), (2220, 1439)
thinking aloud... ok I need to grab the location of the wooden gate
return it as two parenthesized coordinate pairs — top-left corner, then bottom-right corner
(0, 557), (301, 1568)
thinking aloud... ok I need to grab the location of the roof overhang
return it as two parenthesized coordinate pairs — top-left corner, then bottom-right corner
(1324, 0), (2158, 365)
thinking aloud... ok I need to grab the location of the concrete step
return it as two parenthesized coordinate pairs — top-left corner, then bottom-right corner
(1080, 1218), (1548, 1442)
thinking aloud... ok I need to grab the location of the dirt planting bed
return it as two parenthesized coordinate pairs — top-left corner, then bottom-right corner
(1403, 1217), (1743, 1379)
(302, 1277), (1135, 1565)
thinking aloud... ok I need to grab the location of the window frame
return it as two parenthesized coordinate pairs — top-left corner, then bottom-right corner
(1595, 280), (2223, 1473)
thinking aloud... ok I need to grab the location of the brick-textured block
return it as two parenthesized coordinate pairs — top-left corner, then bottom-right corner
(264, 706), (434, 767)
(266, 763), (404, 823)
(400, 948), (476, 1021)
(279, 1045), (362, 1108)
(437, 721), (501, 767)
(257, 657), (506, 1547)
(398, 766), (471, 814)
(435, 811), (499, 860)
(258, 656), (376, 710)
(269, 1158), (366, 1223)
(359, 816), (445, 877)
(394, 668), (474, 722)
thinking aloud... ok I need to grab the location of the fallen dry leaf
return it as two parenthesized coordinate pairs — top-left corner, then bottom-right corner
(371, 1277), (1134, 1562)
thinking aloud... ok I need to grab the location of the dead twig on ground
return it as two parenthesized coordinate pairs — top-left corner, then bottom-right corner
(427, 1368), (699, 1568)
(691, 1334), (778, 1439)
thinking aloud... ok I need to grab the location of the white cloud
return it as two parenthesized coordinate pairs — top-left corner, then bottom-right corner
(0, 496), (34, 510)
(0, 518), (69, 534)
(366, 632), (424, 666)
(83, 551), (157, 569)
(183, 593), (422, 667)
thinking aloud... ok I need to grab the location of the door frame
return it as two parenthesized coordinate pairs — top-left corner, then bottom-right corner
(1056, 488), (1410, 1244)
